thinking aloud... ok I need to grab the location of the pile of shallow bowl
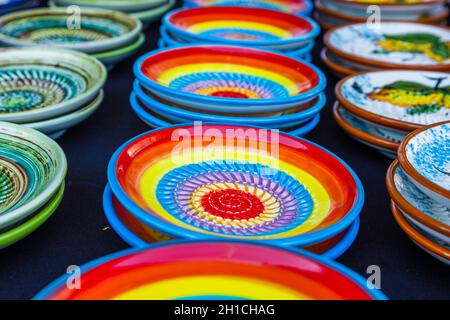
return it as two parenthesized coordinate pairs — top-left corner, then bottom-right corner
(315, 0), (448, 30)
(0, 7), (145, 69)
(0, 122), (67, 249)
(131, 44), (327, 136)
(103, 123), (365, 260)
(158, 6), (320, 61)
(333, 70), (450, 158)
(386, 121), (449, 265)
(0, 0), (39, 15)
(0, 48), (107, 139)
(321, 22), (450, 78)
(49, 0), (175, 28)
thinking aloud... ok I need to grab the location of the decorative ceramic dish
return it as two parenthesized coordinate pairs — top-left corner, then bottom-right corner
(398, 121), (450, 207)
(134, 45), (326, 113)
(53, 0), (168, 12)
(0, 8), (142, 53)
(387, 160), (449, 244)
(325, 23), (450, 71)
(0, 182), (64, 249)
(0, 122), (67, 230)
(0, 48), (106, 123)
(93, 33), (145, 67)
(391, 201), (449, 265)
(336, 70), (450, 132)
(34, 241), (386, 300)
(163, 7), (320, 50)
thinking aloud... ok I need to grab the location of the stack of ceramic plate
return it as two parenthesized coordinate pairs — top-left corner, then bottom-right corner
(158, 6), (320, 61)
(0, 48), (107, 139)
(315, 0), (448, 30)
(103, 124), (364, 260)
(333, 70), (450, 158)
(35, 241), (387, 300)
(0, 122), (67, 249)
(183, 0), (314, 16)
(0, 8), (145, 69)
(132, 44), (327, 136)
(49, 0), (175, 28)
(386, 121), (449, 265)
(322, 22), (449, 77)
(0, 0), (39, 15)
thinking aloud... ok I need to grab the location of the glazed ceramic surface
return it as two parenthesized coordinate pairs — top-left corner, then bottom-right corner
(0, 48), (106, 123)
(0, 8), (142, 53)
(0, 122), (67, 229)
(35, 241), (386, 300)
(164, 7), (319, 49)
(134, 45), (326, 113)
(108, 124), (363, 246)
(326, 23), (450, 68)
(53, 0), (168, 12)
(93, 33), (145, 66)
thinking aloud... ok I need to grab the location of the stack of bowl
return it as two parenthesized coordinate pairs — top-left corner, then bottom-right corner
(333, 70), (450, 158)
(132, 44), (327, 136)
(183, 0), (314, 16)
(158, 6), (320, 61)
(0, 0), (39, 15)
(315, 0), (448, 30)
(0, 122), (67, 249)
(386, 121), (449, 265)
(0, 48), (107, 139)
(0, 7), (145, 69)
(49, 0), (176, 28)
(104, 124), (365, 260)
(322, 22), (450, 77)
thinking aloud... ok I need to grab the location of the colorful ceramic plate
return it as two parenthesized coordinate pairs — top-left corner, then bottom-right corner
(163, 7), (319, 50)
(0, 182), (64, 249)
(134, 45), (326, 113)
(35, 241), (386, 300)
(0, 47), (107, 123)
(108, 124), (363, 246)
(184, 0), (314, 16)
(398, 121), (450, 207)
(0, 122), (67, 230)
(0, 8), (142, 53)
(325, 23), (450, 70)
(336, 70), (450, 132)
(387, 161), (449, 244)
(53, 0), (168, 12)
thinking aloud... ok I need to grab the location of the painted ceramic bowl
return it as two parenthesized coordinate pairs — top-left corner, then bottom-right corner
(398, 121), (450, 207)
(34, 241), (386, 300)
(103, 184), (360, 260)
(0, 48), (107, 123)
(0, 8), (142, 53)
(336, 70), (450, 132)
(134, 45), (326, 113)
(387, 160), (449, 244)
(108, 124), (363, 246)
(391, 201), (449, 265)
(163, 7), (319, 50)
(184, 0), (314, 16)
(93, 33), (145, 68)
(0, 182), (64, 250)
(0, 122), (67, 230)
(324, 23), (450, 71)
(53, 0), (168, 12)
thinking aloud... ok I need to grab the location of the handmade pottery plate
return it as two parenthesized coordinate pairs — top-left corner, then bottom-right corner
(184, 0), (313, 16)
(134, 45), (326, 113)
(0, 8), (142, 53)
(387, 160), (449, 244)
(35, 241), (386, 300)
(336, 70), (450, 131)
(398, 121), (450, 207)
(108, 124), (363, 246)
(163, 7), (319, 50)
(53, 0), (168, 12)
(325, 23), (450, 70)
(0, 48), (107, 123)
(0, 122), (67, 230)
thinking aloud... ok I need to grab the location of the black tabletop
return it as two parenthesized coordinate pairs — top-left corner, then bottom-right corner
(0, 10), (449, 301)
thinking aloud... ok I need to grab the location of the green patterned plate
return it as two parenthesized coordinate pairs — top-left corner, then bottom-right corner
(53, 0), (168, 13)
(0, 47), (106, 123)
(0, 122), (67, 230)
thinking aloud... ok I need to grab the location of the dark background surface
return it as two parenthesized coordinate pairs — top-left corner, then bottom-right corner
(0, 3), (449, 300)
